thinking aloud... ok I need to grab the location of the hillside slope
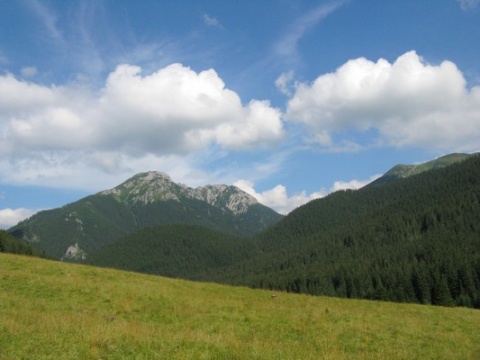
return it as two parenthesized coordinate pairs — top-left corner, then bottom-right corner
(368, 152), (474, 186)
(9, 171), (282, 259)
(202, 154), (480, 308)
(1, 253), (479, 359)
(89, 224), (257, 279)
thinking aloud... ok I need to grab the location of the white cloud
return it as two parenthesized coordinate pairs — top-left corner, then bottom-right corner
(286, 51), (480, 152)
(0, 208), (38, 229)
(96, 64), (283, 153)
(330, 174), (381, 192)
(234, 179), (325, 214)
(0, 73), (60, 114)
(0, 64), (284, 189)
(0, 150), (203, 193)
(25, 0), (65, 45)
(274, 1), (346, 64)
(275, 71), (296, 96)
(203, 14), (224, 29)
(235, 174), (379, 214)
(458, 0), (480, 10)
(20, 67), (38, 78)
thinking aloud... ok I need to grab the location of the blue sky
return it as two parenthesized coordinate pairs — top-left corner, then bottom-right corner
(1, 0), (480, 227)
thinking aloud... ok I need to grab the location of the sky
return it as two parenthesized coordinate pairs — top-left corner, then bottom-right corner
(1, 0), (480, 228)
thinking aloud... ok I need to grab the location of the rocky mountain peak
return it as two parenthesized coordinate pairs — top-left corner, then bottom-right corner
(125, 171), (174, 187)
(99, 171), (259, 214)
(191, 184), (258, 214)
(100, 171), (181, 204)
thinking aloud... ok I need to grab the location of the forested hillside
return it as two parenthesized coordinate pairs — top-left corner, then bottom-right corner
(89, 224), (256, 278)
(199, 154), (480, 308)
(0, 230), (48, 258)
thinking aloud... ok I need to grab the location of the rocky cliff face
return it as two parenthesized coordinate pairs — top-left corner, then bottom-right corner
(100, 171), (258, 215)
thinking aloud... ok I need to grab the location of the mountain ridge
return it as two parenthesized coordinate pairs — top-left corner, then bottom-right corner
(9, 171), (282, 259)
(368, 152), (475, 186)
(100, 171), (258, 214)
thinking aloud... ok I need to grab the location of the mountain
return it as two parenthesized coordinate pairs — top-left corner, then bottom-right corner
(199, 154), (480, 308)
(9, 171), (282, 259)
(368, 153), (474, 186)
(85, 154), (480, 308)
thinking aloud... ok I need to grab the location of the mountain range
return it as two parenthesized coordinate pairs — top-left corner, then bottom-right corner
(8, 152), (480, 308)
(9, 171), (282, 259)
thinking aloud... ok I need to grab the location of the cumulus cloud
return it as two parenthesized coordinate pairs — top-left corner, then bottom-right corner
(0, 73), (60, 114)
(330, 174), (381, 192)
(0, 63), (284, 188)
(97, 64), (283, 152)
(234, 179), (325, 214)
(286, 51), (480, 152)
(0, 208), (38, 229)
(235, 174), (379, 214)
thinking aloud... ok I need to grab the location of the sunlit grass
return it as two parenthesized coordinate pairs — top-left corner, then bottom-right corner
(1, 253), (479, 359)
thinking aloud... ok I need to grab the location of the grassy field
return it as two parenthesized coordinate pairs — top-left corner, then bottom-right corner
(1, 253), (479, 359)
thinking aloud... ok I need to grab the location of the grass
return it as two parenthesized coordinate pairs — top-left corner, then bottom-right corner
(1, 253), (479, 359)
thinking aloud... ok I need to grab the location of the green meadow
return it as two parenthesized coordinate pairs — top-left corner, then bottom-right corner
(1, 253), (479, 360)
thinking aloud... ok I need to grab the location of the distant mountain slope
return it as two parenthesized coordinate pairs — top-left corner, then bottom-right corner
(368, 153), (475, 186)
(202, 154), (480, 308)
(9, 171), (282, 259)
(89, 224), (257, 279)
